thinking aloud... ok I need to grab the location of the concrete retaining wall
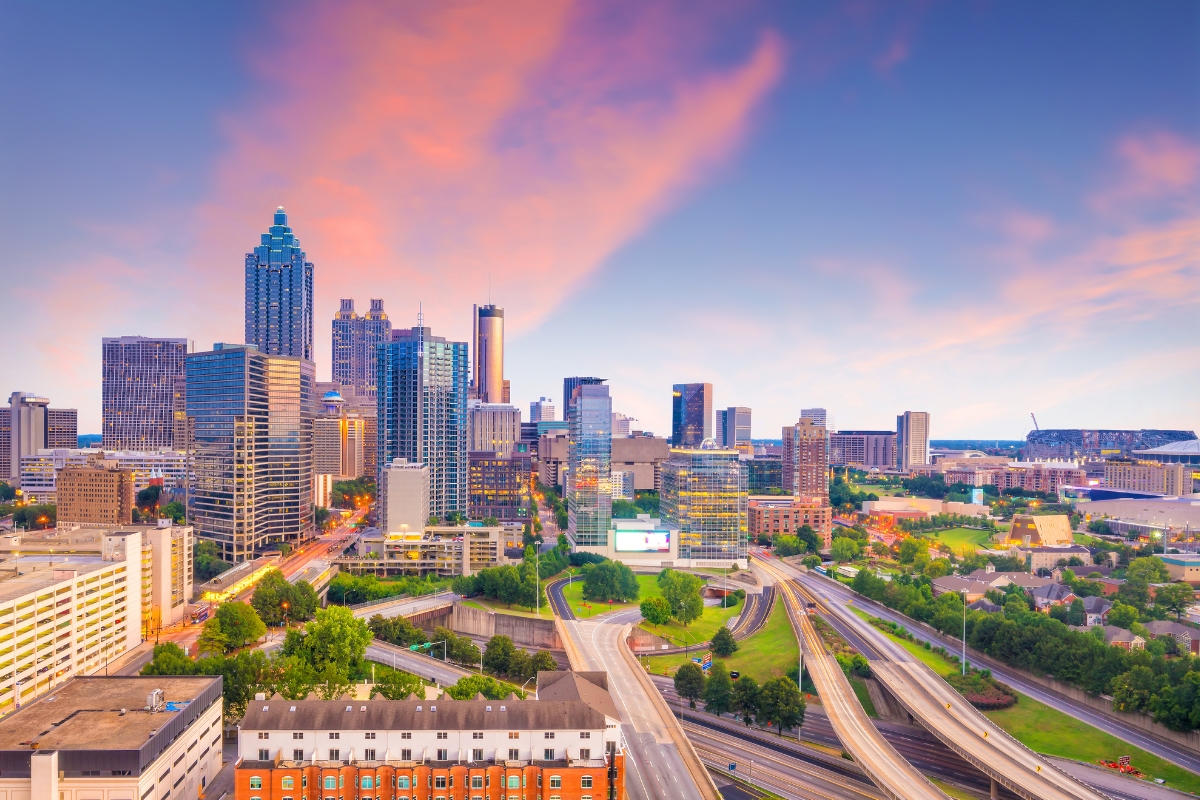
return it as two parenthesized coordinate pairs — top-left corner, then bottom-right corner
(448, 604), (562, 649)
(628, 627), (673, 652)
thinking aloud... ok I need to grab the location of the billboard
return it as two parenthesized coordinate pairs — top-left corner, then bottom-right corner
(614, 530), (671, 552)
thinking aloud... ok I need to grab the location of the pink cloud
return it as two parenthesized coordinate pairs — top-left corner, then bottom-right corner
(187, 1), (783, 363)
(1090, 131), (1200, 215)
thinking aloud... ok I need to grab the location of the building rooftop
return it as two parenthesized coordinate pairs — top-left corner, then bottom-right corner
(1161, 554), (1200, 565)
(0, 555), (116, 604)
(1136, 440), (1200, 455)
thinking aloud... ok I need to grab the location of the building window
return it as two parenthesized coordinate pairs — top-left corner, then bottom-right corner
(249, 778), (263, 790)
(325, 777), (337, 790)
(435, 777), (447, 789)
(471, 776), (484, 789)
(437, 732), (448, 740)
(400, 749), (412, 761)
(579, 749), (590, 760)
(293, 749), (304, 761)
(328, 749), (340, 761)
(472, 749), (483, 761)
(507, 776), (520, 789)
(508, 749), (519, 761)
(365, 732), (376, 740)
(508, 732), (519, 739)
(401, 732), (412, 740)
(544, 732), (554, 739)
(544, 749), (555, 761)
(282, 777), (294, 789)
(549, 777), (562, 789)
(258, 749), (270, 761)
(364, 749), (376, 761)
(437, 748), (448, 761)
(258, 732), (270, 740)
(579, 732), (590, 739)
(302, 776), (307, 788)
(329, 732), (340, 739)
(362, 777), (374, 790)
(293, 732), (304, 739)
(472, 732), (484, 740)
(581, 776), (593, 789)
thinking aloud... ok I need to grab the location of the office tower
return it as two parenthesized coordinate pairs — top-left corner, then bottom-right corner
(314, 390), (365, 479)
(896, 411), (931, 470)
(101, 336), (191, 450)
(661, 443), (747, 564)
(611, 470), (635, 500)
(783, 417), (829, 500)
(611, 412), (636, 438)
(529, 397), (557, 423)
(468, 450), (533, 521)
(468, 403), (521, 454)
(746, 455), (783, 492)
(7, 392), (48, 484)
(47, 408), (77, 448)
(567, 382), (612, 547)
(801, 407), (828, 428)
(830, 431), (896, 469)
(186, 343), (315, 561)
(562, 377), (605, 417)
(717, 406), (751, 449)
(316, 381), (378, 476)
(56, 454), (134, 527)
(171, 377), (190, 450)
(471, 304), (505, 403)
(378, 458), (430, 534)
(378, 324), (469, 519)
(244, 206), (314, 360)
(332, 299), (391, 398)
(671, 383), (712, 447)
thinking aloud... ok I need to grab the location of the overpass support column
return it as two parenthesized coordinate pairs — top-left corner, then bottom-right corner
(990, 777), (998, 800)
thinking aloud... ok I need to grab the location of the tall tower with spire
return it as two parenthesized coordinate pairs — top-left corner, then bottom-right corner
(245, 207), (314, 361)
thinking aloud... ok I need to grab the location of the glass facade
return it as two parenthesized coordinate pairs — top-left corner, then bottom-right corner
(186, 344), (314, 562)
(377, 327), (468, 518)
(102, 336), (190, 450)
(567, 383), (612, 547)
(332, 298), (391, 398)
(245, 207), (314, 361)
(472, 305), (505, 403)
(661, 444), (747, 563)
(671, 383), (712, 447)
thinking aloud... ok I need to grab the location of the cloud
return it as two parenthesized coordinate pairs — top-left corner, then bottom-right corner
(189, 0), (783, 364)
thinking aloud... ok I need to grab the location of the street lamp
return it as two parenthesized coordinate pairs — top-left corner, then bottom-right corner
(960, 588), (967, 675)
(281, 601), (289, 630)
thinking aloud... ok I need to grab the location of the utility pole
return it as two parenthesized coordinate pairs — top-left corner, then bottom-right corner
(961, 589), (968, 675)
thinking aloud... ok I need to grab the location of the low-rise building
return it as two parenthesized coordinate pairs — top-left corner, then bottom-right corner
(1081, 596), (1112, 626)
(1018, 544), (1092, 573)
(55, 454), (135, 527)
(1030, 583), (1076, 611)
(929, 576), (990, 603)
(748, 495), (833, 547)
(18, 448), (188, 505)
(968, 598), (1002, 613)
(610, 437), (671, 492)
(0, 675), (223, 800)
(861, 497), (989, 518)
(340, 524), (523, 577)
(1161, 554), (1200, 585)
(1105, 459), (1191, 497)
(1006, 514), (1074, 547)
(964, 566), (1052, 591)
(1097, 625), (1145, 650)
(234, 671), (625, 800)
(1143, 620), (1200, 655)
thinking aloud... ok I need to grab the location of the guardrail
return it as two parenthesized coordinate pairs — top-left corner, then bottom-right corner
(347, 590), (457, 613)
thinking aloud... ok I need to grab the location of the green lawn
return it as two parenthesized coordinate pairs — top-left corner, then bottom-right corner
(643, 598), (798, 684)
(558, 574), (662, 619)
(638, 601), (741, 647)
(851, 609), (1200, 794)
(926, 777), (977, 800)
(925, 527), (994, 552)
(849, 676), (877, 717)
(461, 598), (554, 619)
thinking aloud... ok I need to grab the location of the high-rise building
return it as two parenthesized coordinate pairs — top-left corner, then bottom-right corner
(1105, 459), (1190, 496)
(47, 408), (77, 449)
(567, 382), (612, 547)
(378, 458), (430, 534)
(746, 455), (783, 492)
(661, 443), (747, 565)
(562, 377), (605, 417)
(471, 304), (505, 403)
(468, 450), (532, 521)
(529, 397), (557, 423)
(101, 336), (191, 450)
(830, 431), (896, 469)
(468, 403), (521, 454)
(56, 454), (135, 527)
(171, 376), (190, 450)
(244, 207), (314, 361)
(611, 412), (636, 438)
(801, 407), (828, 428)
(378, 325), (469, 519)
(717, 406), (752, 450)
(4, 393), (74, 484)
(186, 343), (315, 561)
(332, 299), (391, 398)
(896, 411), (931, 470)
(671, 383), (712, 447)
(783, 417), (829, 500)
(316, 382), (378, 477)
(314, 391), (366, 479)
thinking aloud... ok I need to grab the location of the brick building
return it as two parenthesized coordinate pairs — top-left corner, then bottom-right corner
(747, 495), (832, 547)
(56, 454), (134, 527)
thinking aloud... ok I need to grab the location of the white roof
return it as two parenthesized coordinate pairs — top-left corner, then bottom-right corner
(1137, 440), (1200, 455)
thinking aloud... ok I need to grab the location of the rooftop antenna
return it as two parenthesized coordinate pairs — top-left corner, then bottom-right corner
(418, 302), (423, 328)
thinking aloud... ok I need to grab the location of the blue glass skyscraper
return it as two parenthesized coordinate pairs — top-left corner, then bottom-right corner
(377, 325), (469, 519)
(245, 207), (314, 361)
(567, 382), (612, 547)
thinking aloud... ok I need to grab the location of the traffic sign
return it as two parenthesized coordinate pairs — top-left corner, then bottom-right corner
(1118, 756), (1131, 767)
(727, 763), (736, 772)
(702, 652), (712, 670)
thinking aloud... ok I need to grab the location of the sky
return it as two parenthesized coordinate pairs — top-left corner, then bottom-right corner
(1, 1), (1197, 439)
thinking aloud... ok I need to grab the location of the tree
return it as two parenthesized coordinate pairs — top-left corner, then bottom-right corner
(1067, 598), (1086, 627)
(773, 535), (803, 557)
(371, 667), (425, 700)
(530, 650), (558, 674)
(141, 643), (199, 675)
(368, 615), (427, 648)
(759, 676), (805, 736)
(703, 662), (735, 716)
(294, 605), (371, 673)
(871, 541), (889, 558)
(1111, 665), (1162, 712)
(213, 602), (266, 650)
(1155, 582), (1196, 620)
(795, 525), (820, 553)
(830, 537), (859, 563)
(897, 537), (927, 565)
(274, 655), (318, 700)
(194, 540), (231, 582)
(801, 555), (822, 569)
(674, 663), (705, 709)
(1107, 601), (1140, 630)
(446, 674), (522, 700)
(484, 635), (517, 675)
(923, 558), (950, 579)
(1128, 557), (1170, 584)
(252, 569), (319, 625)
(732, 674), (760, 726)
(195, 620), (230, 656)
(582, 561), (639, 603)
(640, 596), (672, 627)
(711, 626), (738, 658)
(660, 570), (704, 627)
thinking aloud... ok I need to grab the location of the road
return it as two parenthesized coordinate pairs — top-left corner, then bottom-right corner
(351, 591), (457, 620)
(797, 562), (1200, 778)
(562, 608), (707, 800)
(759, 556), (1108, 800)
(364, 640), (473, 686)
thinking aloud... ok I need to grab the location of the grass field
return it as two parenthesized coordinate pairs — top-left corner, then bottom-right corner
(558, 574), (662, 619)
(460, 598), (555, 619)
(925, 527), (995, 552)
(926, 778), (977, 800)
(638, 601), (741, 647)
(851, 610), (1200, 793)
(849, 676), (877, 717)
(643, 598), (798, 684)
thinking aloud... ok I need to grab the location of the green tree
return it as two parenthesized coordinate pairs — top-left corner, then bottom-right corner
(314, 661), (355, 700)
(830, 537), (859, 563)
(795, 525), (820, 553)
(759, 676), (805, 736)
(0, 482), (16, 502)
(640, 597), (672, 627)
(483, 635), (517, 675)
(801, 555), (822, 569)
(773, 535), (803, 557)
(660, 570), (704, 627)
(274, 655), (318, 700)
(368, 615), (427, 648)
(702, 662), (734, 716)
(446, 674), (523, 700)
(1155, 582), (1196, 619)
(140, 643), (199, 675)
(1111, 665), (1162, 712)
(373, 667), (425, 700)
(711, 626), (738, 658)
(196, 619), (230, 656)
(531, 650), (557, 674)
(295, 605), (371, 673)
(923, 558), (951, 579)
(582, 561), (640, 603)
(1107, 601), (1140, 629)
(194, 540), (231, 582)
(732, 675), (760, 726)
(897, 538), (927, 565)
(213, 602), (266, 650)
(1067, 598), (1086, 627)
(1128, 557), (1170, 584)
(252, 569), (319, 625)
(674, 662), (705, 709)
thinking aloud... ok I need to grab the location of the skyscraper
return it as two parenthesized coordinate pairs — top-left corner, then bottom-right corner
(783, 417), (828, 500)
(800, 407), (828, 428)
(529, 397), (557, 423)
(467, 403), (521, 454)
(472, 305), (505, 403)
(611, 413), (636, 438)
(562, 377), (605, 418)
(7, 392), (48, 483)
(671, 383), (713, 447)
(717, 407), (752, 449)
(378, 324), (469, 519)
(186, 343), (315, 561)
(661, 443), (747, 565)
(102, 336), (191, 450)
(244, 207), (314, 360)
(332, 299), (391, 398)
(897, 411), (931, 470)
(567, 382), (612, 547)
(314, 390), (366, 480)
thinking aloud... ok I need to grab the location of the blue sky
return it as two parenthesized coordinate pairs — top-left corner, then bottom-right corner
(1, 1), (1196, 438)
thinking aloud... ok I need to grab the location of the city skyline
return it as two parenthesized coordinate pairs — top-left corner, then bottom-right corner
(2, 2), (1196, 438)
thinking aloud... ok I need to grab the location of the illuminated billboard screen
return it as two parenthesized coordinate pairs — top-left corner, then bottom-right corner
(615, 530), (671, 553)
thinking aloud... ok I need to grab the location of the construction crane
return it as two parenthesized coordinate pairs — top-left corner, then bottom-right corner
(1031, 412), (1040, 432)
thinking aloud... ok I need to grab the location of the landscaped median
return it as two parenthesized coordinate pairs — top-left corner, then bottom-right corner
(643, 599), (798, 684)
(558, 573), (661, 618)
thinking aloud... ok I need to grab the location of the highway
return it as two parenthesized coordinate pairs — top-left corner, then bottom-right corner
(753, 556), (949, 800)
(351, 590), (457, 620)
(758, 555), (1110, 800)
(364, 639), (473, 686)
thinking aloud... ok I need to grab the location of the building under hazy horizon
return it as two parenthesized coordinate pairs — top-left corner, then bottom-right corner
(897, 411), (931, 470)
(567, 382), (612, 547)
(717, 406), (752, 450)
(245, 207), (314, 361)
(332, 298), (390, 399)
(563, 377), (605, 418)
(672, 383), (712, 447)
(472, 304), (506, 403)
(102, 336), (191, 451)
(3, 393), (77, 485)
(783, 417), (828, 500)
(661, 443), (747, 565)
